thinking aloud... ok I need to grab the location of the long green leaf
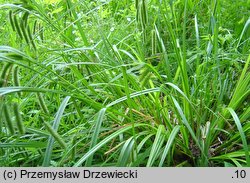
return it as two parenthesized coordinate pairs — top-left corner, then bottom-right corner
(0, 142), (47, 148)
(147, 125), (165, 167)
(85, 108), (106, 166)
(73, 123), (148, 167)
(42, 96), (71, 166)
(227, 108), (250, 166)
(117, 137), (135, 167)
(159, 125), (180, 166)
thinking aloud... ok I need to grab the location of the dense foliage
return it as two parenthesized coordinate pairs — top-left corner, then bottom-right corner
(0, 0), (249, 167)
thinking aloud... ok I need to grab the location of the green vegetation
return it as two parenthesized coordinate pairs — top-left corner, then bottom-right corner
(0, 0), (249, 167)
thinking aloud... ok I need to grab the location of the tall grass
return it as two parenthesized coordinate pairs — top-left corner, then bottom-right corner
(0, 0), (249, 167)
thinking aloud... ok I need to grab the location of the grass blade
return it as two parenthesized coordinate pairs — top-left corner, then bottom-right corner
(147, 125), (166, 167)
(42, 96), (71, 166)
(85, 108), (106, 166)
(73, 123), (149, 167)
(159, 125), (180, 167)
(117, 137), (135, 167)
(227, 108), (250, 166)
